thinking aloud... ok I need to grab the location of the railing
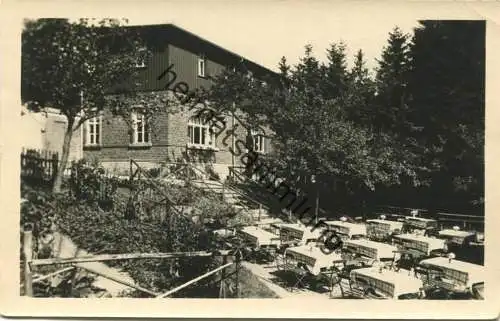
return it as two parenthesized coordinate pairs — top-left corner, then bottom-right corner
(21, 225), (241, 298)
(435, 212), (484, 231)
(129, 159), (187, 220)
(21, 148), (59, 184)
(158, 162), (271, 215)
(228, 166), (331, 220)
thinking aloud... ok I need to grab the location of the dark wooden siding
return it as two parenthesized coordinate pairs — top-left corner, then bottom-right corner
(134, 45), (170, 92)
(168, 44), (225, 90)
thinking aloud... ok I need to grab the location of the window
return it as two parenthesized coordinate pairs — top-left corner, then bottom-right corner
(251, 129), (266, 153)
(188, 115), (215, 148)
(85, 116), (101, 146)
(131, 112), (150, 144)
(135, 48), (147, 68)
(198, 56), (206, 77)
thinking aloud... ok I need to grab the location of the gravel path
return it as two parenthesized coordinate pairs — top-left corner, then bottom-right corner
(51, 232), (136, 297)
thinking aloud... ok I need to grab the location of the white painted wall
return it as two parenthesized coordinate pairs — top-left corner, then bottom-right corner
(20, 106), (83, 161)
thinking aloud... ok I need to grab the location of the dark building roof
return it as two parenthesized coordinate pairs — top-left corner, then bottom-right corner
(127, 23), (279, 81)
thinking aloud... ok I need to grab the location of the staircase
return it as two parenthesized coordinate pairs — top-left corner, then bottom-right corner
(190, 178), (275, 223)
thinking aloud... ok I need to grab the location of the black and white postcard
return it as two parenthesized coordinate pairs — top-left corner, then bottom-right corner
(0, 0), (499, 319)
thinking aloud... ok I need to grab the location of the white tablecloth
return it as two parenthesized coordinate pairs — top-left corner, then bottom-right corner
(285, 245), (343, 275)
(240, 226), (280, 247)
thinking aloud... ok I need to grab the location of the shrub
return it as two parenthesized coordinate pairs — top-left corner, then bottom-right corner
(20, 180), (228, 297)
(205, 164), (221, 181)
(147, 167), (162, 178)
(69, 159), (119, 209)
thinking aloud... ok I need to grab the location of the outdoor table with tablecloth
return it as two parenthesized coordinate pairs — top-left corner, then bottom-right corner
(366, 219), (403, 239)
(343, 239), (400, 262)
(279, 223), (323, 244)
(284, 244), (343, 275)
(323, 221), (367, 240)
(438, 229), (476, 245)
(350, 267), (423, 299)
(239, 226), (280, 248)
(393, 234), (446, 255)
(404, 216), (438, 230)
(419, 256), (485, 290)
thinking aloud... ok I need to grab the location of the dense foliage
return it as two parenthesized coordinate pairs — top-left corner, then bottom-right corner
(22, 18), (153, 193)
(21, 157), (259, 297)
(201, 21), (484, 214)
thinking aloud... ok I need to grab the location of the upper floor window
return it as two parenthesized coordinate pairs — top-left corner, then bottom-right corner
(188, 115), (215, 148)
(135, 48), (147, 68)
(131, 111), (151, 145)
(251, 129), (266, 153)
(198, 55), (206, 77)
(85, 116), (102, 146)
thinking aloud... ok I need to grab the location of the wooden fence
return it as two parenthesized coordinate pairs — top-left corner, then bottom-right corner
(21, 148), (59, 184)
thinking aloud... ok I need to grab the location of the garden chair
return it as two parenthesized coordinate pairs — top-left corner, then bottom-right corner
(289, 262), (311, 291)
(274, 244), (291, 270)
(276, 254), (310, 291)
(314, 266), (344, 297)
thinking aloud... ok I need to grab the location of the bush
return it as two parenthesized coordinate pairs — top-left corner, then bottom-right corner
(147, 167), (162, 178)
(69, 159), (119, 209)
(205, 164), (221, 181)
(20, 180), (228, 297)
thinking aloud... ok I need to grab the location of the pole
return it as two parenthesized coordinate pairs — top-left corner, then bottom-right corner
(22, 225), (33, 297)
(156, 262), (233, 298)
(78, 265), (159, 296)
(235, 252), (240, 298)
(31, 250), (232, 266)
(315, 188), (319, 224)
(219, 255), (228, 298)
(231, 103), (235, 170)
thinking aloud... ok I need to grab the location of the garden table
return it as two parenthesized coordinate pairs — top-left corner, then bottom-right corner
(343, 239), (400, 262)
(322, 220), (367, 240)
(349, 267), (423, 299)
(393, 233), (446, 256)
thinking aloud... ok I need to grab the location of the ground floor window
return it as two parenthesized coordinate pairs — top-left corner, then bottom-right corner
(251, 129), (266, 153)
(85, 116), (101, 146)
(188, 115), (215, 148)
(131, 112), (150, 144)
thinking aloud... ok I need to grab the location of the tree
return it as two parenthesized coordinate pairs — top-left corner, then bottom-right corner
(321, 42), (349, 101)
(374, 27), (412, 135)
(22, 18), (146, 192)
(204, 45), (420, 210)
(345, 49), (376, 125)
(408, 20), (485, 209)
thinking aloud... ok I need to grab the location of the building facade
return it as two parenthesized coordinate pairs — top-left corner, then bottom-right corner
(21, 106), (83, 161)
(82, 24), (276, 179)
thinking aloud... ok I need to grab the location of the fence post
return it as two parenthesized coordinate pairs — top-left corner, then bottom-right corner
(235, 252), (240, 298)
(52, 153), (59, 182)
(22, 224), (34, 297)
(258, 204), (262, 221)
(219, 255), (228, 298)
(129, 159), (132, 181)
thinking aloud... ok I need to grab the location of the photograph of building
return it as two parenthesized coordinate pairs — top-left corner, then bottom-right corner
(16, 4), (487, 308)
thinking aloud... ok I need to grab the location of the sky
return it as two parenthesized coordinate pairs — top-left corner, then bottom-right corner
(121, 1), (422, 74)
